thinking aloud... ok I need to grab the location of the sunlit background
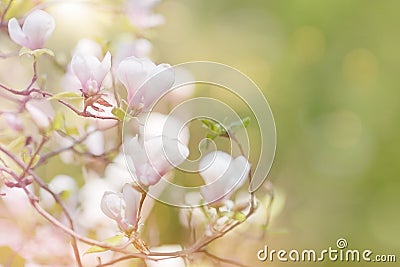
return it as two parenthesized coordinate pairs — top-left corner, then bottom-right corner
(156, 1), (400, 266)
(1, 0), (399, 266)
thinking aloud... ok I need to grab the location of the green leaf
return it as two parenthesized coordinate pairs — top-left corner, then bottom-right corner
(84, 234), (125, 254)
(65, 127), (79, 136)
(234, 211), (247, 222)
(49, 92), (82, 100)
(201, 119), (224, 135)
(19, 47), (55, 57)
(52, 112), (64, 131)
(111, 107), (126, 121)
(229, 116), (251, 130)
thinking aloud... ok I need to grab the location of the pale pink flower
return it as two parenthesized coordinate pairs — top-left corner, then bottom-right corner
(125, 0), (164, 29)
(113, 38), (152, 69)
(101, 184), (141, 232)
(117, 56), (174, 110)
(126, 135), (189, 186)
(199, 151), (251, 204)
(8, 10), (55, 50)
(71, 51), (111, 96)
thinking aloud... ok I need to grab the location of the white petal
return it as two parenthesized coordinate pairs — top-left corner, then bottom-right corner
(93, 51), (111, 85)
(8, 18), (28, 47)
(100, 191), (122, 220)
(84, 129), (104, 156)
(71, 55), (91, 86)
(133, 63), (174, 109)
(117, 57), (148, 102)
(122, 184), (141, 226)
(22, 10), (55, 50)
(199, 151), (232, 184)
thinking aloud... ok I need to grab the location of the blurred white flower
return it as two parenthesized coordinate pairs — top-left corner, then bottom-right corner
(8, 10), (55, 50)
(39, 175), (78, 208)
(101, 183), (141, 232)
(199, 151), (251, 204)
(25, 99), (54, 130)
(125, 0), (164, 29)
(139, 112), (190, 145)
(3, 113), (23, 132)
(72, 38), (102, 58)
(126, 135), (189, 186)
(84, 126), (105, 156)
(117, 56), (174, 111)
(71, 51), (111, 96)
(113, 38), (152, 69)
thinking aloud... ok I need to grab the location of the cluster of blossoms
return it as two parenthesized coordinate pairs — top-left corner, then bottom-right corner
(0, 1), (273, 267)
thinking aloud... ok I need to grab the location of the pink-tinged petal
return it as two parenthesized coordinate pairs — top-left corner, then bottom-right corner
(93, 51), (111, 85)
(117, 57), (148, 102)
(122, 184), (141, 226)
(71, 54), (91, 86)
(8, 18), (28, 47)
(134, 63), (174, 109)
(100, 191), (123, 220)
(22, 10), (55, 50)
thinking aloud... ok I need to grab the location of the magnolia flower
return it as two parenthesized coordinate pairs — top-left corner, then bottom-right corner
(117, 56), (174, 111)
(71, 51), (111, 96)
(101, 184), (141, 232)
(125, 0), (164, 29)
(25, 99), (54, 130)
(139, 112), (190, 145)
(126, 135), (189, 186)
(84, 126), (105, 156)
(8, 10), (55, 50)
(199, 151), (251, 204)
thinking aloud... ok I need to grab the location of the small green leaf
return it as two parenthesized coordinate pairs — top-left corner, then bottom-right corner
(52, 112), (64, 131)
(229, 116), (251, 130)
(65, 127), (79, 136)
(111, 107), (126, 121)
(49, 92), (82, 100)
(201, 119), (224, 135)
(85, 234), (125, 254)
(234, 211), (247, 222)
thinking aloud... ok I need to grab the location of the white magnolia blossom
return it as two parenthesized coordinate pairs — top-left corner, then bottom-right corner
(117, 56), (174, 111)
(84, 126), (105, 156)
(125, 0), (164, 29)
(139, 112), (190, 145)
(101, 184), (141, 232)
(126, 135), (189, 186)
(71, 51), (111, 96)
(199, 151), (251, 204)
(113, 38), (152, 69)
(8, 10), (55, 50)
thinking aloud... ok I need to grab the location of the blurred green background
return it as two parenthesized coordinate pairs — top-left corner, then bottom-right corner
(154, 0), (400, 266)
